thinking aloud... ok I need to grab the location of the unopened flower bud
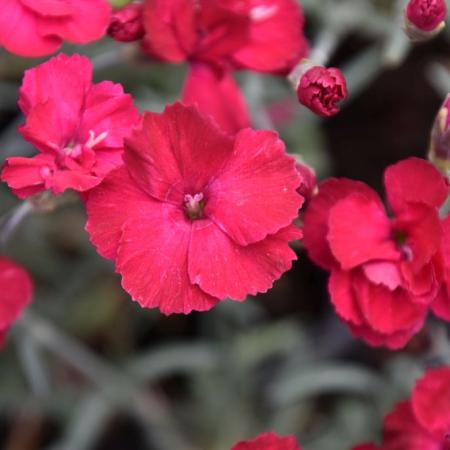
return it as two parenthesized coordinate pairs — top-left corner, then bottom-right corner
(429, 94), (450, 174)
(297, 64), (348, 118)
(108, 3), (144, 43)
(404, 0), (447, 42)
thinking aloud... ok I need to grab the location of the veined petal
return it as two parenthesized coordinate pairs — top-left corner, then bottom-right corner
(117, 203), (219, 314)
(206, 128), (302, 246)
(188, 222), (300, 300)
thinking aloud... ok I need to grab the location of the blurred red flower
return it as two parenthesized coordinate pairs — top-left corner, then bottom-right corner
(86, 103), (303, 314)
(303, 158), (449, 349)
(1, 54), (140, 198)
(231, 432), (301, 450)
(0, 0), (111, 57)
(142, 0), (308, 134)
(382, 366), (450, 450)
(0, 257), (33, 347)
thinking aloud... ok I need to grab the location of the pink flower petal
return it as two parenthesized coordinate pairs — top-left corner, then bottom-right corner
(354, 273), (427, 334)
(384, 401), (439, 450)
(85, 167), (154, 261)
(328, 269), (365, 326)
(19, 53), (92, 118)
(347, 322), (420, 350)
(37, 0), (111, 44)
(124, 103), (235, 205)
(362, 261), (402, 290)
(384, 158), (449, 214)
(303, 178), (379, 270)
(0, 0), (62, 57)
(232, 0), (309, 73)
(232, 431), (301, 450)
(207, 128), (302, 245)
(327, 193), (399, 270)
(141, 0), (197, 62)
(80, 80), (140, 149)
(188, 222), (300, 300)
(412, 366), (450, 436)
(182, 64), (251, 135)
(20, 0), (73, 16)
(116, 203), (219, 315)
(0, 257), (33, 331)
(1, 154), (55, 199)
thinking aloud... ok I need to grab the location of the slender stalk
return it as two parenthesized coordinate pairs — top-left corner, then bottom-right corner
(0, 201), (33, 247)
(288, 29), (340, 89)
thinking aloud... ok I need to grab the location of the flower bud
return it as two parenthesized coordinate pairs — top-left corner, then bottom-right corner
(108, 3), (144, 43)
(429, 94), (450, 174)
(297, 65), (348, 118)
(404, 0), (447, 42)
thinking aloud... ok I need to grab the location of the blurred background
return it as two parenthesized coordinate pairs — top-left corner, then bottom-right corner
(1, 0), (450, 449)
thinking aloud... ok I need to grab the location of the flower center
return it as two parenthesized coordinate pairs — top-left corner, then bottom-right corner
(184, 193), (204, 220)
(393, 229), (413, 261)
(63, 130), (108, 157)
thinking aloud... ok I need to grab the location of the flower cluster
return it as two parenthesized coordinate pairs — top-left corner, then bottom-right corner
(85, 103), (303, 314)
(0, 257), (33, 346)
(1, 54), (140, 198)
(303, 158), (450, 349)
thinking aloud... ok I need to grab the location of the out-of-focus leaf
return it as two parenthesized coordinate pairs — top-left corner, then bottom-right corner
(269, 364), (383, 407)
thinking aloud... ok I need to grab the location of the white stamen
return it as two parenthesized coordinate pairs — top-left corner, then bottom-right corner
(86, 130), (108, 148)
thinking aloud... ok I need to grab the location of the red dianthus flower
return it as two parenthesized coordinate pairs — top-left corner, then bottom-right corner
(1, 54), (140, 199)
(303, 158), (449, 349)
(142, 0), (308, 134)
(86, 103), (303, 315)
(0, 257), (33, 347)
(231, 432), (301, 450)
(0, 0), (111, 57)
(382, 366), (450, 450)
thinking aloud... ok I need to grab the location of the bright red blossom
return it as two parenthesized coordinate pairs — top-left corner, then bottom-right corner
(86, 103), (303, 315)
(303, 158), (449, 349)
(142, 0), (308, 73)
(0, 257), (33, 347)
(142, 0), (308, 134)
(1, 54), (140, 199)
(297, 66), (348, 118)
(0, 0), (111, 57)
(382, 367), (450, 450)
(231, 432), (301, 450)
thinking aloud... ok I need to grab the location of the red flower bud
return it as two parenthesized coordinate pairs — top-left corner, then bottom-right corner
(108, 3), (144, 43)
(297, 66), (348, 118)
(429, 94), (450, 174)
(405, 0), (447, 41)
